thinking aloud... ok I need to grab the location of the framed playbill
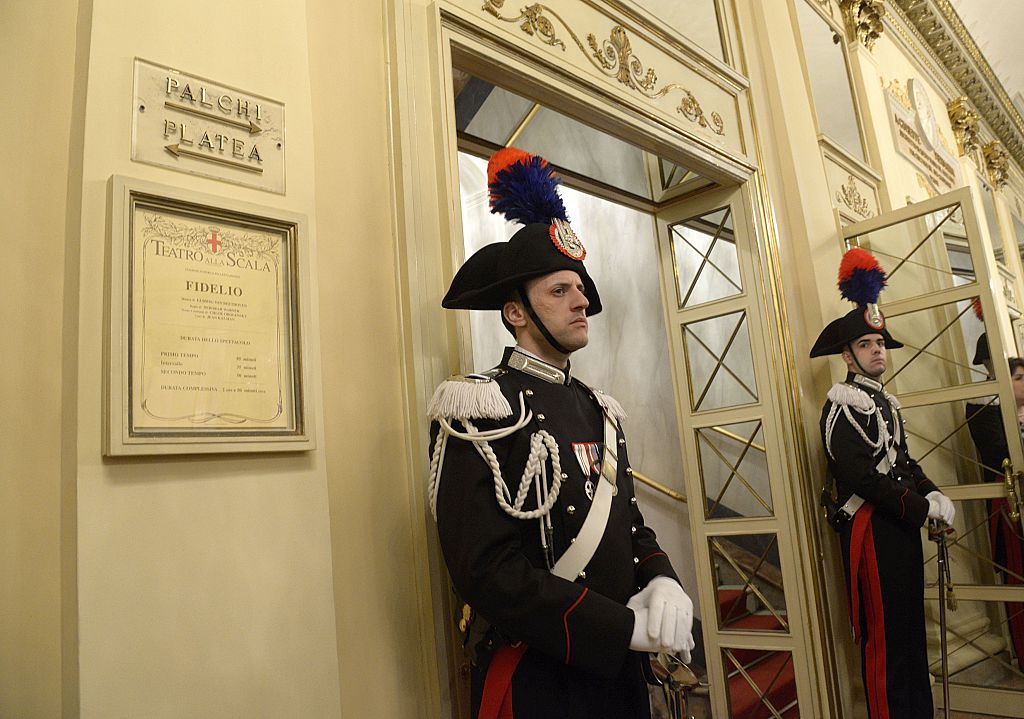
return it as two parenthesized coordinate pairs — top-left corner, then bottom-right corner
(106, 176), (315, 454)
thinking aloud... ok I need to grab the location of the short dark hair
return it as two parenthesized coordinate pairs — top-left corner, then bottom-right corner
(1009, 357), (1024, 375)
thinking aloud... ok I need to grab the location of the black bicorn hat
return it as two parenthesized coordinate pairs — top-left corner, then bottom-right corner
(809, 248), (904, 358)
(441, 148), (602, 316)
(972, 333), (990, 365)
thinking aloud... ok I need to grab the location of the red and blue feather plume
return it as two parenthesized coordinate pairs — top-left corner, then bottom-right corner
(837, 247), (887, 306)
(487, 147), (569, 226)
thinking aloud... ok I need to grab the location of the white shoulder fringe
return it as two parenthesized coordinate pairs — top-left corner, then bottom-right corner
(827, 383), (874, 412)
(592, 388), (628, 424)
(427, 375), (512, 421)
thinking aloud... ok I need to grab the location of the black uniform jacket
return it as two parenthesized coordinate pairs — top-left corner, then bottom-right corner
(965, 399), (1009, 483)
(819, 373), (938, 527)
(432, 347), (678, 679)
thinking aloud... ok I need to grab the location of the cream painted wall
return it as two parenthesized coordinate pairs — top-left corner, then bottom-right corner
(65, 1), (347, 717)
(306, 0), (439, 717)
(0, 1), (78, 716)
(2, 0), (440, 715)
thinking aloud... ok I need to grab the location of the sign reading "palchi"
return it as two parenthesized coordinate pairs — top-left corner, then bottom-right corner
(131, 58), (286, 194)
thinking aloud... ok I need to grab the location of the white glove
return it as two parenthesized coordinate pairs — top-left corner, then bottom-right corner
(926, 491), (955, 525)
(629, 608), (660, 653)
(627, 576), (695, 661)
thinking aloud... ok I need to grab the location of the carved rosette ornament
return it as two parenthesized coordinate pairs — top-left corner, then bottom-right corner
(482, 0), (566, 50)
(983, 141), (1010, 189)
(838, 0), (885, 49)
(946, 96), (979, 156)
(480, 1), (725, 136)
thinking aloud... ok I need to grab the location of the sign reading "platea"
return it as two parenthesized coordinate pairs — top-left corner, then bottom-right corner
(131, 58), (286, 194)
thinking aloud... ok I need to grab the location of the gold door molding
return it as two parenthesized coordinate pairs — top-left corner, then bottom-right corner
(656, 185), (827, 718)
(440, 0), (751, 164)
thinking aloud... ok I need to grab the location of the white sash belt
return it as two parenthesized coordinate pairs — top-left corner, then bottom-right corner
(552, 412), (618, 580)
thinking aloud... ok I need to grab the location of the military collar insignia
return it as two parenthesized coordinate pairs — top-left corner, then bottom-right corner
(549, 218), (586, 260)
(852, 374), (883, 392)
(507, 347), (569, 384)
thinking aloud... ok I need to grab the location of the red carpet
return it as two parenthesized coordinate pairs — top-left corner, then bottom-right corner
(719, 587), (798, 718)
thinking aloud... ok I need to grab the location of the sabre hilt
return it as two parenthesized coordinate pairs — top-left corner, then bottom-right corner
(1003, 458), (1022, 524)
(928, 519), (957, 611)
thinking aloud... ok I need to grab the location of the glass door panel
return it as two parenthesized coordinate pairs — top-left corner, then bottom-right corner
(710, 533), (788, 632)
(698, 419), (774, 520)
(658, 185), (816, 718)
(723, 646), (799, 719)
(843, 188), (1024, 714)
(683, 310), (758, 412)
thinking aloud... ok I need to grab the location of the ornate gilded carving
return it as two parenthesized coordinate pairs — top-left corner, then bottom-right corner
(677, 90), (725, 135)
(482, 1), (565, 50)
(836, 175), (873, 217)
(838, 0), (885, 50)
(891, 0), (1024, 171)
(480, 1), (726, 136)
(588, 25), (656, 93)
(884, 78), (913, 111)
(983, 141), (1010, 188)
(946, 96), (979, 156)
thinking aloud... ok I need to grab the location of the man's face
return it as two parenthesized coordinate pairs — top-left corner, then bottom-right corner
(521, 270), (590, 354)
(1011, 364), (1024, 408)
(844, 334), (887, 377)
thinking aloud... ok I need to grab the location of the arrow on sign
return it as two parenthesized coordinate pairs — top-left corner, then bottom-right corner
(164, 101), (263, 134)
(165, 144), (264, 174)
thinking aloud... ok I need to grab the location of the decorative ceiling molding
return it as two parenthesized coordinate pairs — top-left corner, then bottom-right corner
(889, 0), (1024, 170)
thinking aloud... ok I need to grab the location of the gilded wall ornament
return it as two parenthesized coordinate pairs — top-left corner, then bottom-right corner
(884, 78), (913, 111)
(836, 175), (873, 217)
(983, 141), (1010, 189)
(946, 96), (979, 156)
(482, 0), (565, 50)
(588, 25), (657, 93)
(480, 1), (725, 136)
(838, 0), (885, 50)
(677, 90), (725, 135)
(892, 0), (1024, 170)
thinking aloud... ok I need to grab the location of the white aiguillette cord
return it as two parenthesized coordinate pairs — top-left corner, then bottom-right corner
(551, 409), (618, 580)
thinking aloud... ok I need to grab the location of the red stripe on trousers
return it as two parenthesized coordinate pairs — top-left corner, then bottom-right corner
(860, 515), (890, 719)
(478, 644), (528, 719)
(995, 499), (1024, 668)
(848, 506), (874, 643)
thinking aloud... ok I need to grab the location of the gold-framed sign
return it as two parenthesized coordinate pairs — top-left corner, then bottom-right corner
(106, 176), (315, 455)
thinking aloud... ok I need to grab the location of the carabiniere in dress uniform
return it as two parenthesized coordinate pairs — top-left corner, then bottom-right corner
(426, 147), (695, 719)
